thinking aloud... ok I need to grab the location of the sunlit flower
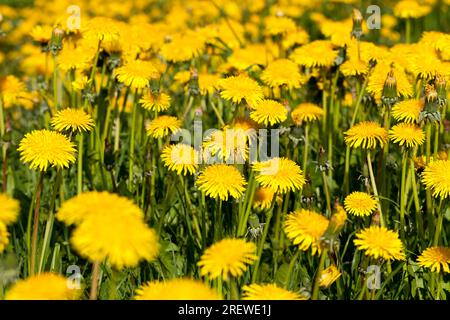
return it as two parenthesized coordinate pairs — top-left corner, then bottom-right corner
(261, 59), (304, 89)
(367, 62), (413, 101)
(196, 164), (246, 201)
(422, 160), (450, 199)
(161, 143), (200, 176)
(253, 187), (277, 210)
(198, 73), (220, 96)
(354, 226), (405, 260)
(265, 16), (296, 36)
(284, 209), (329, 255)
(290, 40), (338, 68)
(394, 0), (431, 19)
(0, 223), (9, 253)
(344, 121), (388, 149)
(319, 265), (341, 288)
(139, 91), (171, 112)
(203, 128), (249, 164)
(115, 60), (159, 89)
(18, 130), (76, 171)
(146, 116), (181, 139)
(417, 247), (450, 273)
(160, 31), (205, 62)
(344, 192), (377, 217)
(5, 273), (81, 300)
(250, 99), (287, 126)
(243, 283), (306, 300)
(253, 158), (305, 194)
(198, 238), (257, 280)
(392, 99), (423, 123)
(83, 17), (121, 42)
(389, 123), (425, 148)
(72, 76), (91, 91)
(29, 25), (53, 43)
(134, 278), (221, 300)
(57, 48), (93, 72)
(0, 194), (20, 226)
(291, 103), (324, 125)
(51, 108), (94, 133)
(218, 75), (264, 107)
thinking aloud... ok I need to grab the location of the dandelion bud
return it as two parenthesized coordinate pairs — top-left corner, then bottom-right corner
(420, 84), (441, 123)
(321, 203), (347, 248)
(49, 27), (64, 54)
(351, 8), (363, 39)
(382, 69), (398, 105)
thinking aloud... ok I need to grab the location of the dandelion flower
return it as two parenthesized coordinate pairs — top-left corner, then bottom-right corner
(0, 223), (9, 253)
(160, 31), (205, 62)
(394, 0), (431, 19)
(202, 128), (249, 164)
(134, 278), (221, 300)
(0, 194), (20, 226)
(291, 103), (324, 125)
(253, 158), (306, 194)
(354, 226), (405, 261)
(83, 17), (121, 42)
(319, 265), (341, 288)
(344, 121), (388, 149)
(115, 60), (159, 89)
(198, 73), (220, 96)
(261, 59), (304, 89)
(367, 62), (413, 101)
(71, 212), (159, 269)
(290, 41), (338, 68)
(253, 187), (277, 210)
(250, 99), (287, 126)
(392, 99), (423, 123)
(389, 123), (425, 148)
(284, 209), (329, 255)
(5, 273), (80, 300)
(265, 16), (296, 36)
(57, 48), (93, 72)
(218, 75), (264, 107)
(161, 143), (200, 176)
(196, 164), (246, 201)
(18, 130), (76, 171)
(198, 238), (257, 280)
(51, 108), (94, 133)
(243, 283), (306, 300)
(139, 91), (171, 112)
(422, 160), (450, 199)
(146, 116), (181, 139)
(72, 76), (91, 91)
(56, 191), (144, 226)
(340, 59), (369, 76)
(29, 25), (53, 44)
(417, 247), (450, 273)
(344, 192), (377, 217)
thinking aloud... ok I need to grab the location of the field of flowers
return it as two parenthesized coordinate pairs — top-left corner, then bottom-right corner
(0, 0), (449, 301)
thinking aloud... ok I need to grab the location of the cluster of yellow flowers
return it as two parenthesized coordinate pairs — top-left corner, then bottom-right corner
(0, 0), (450, 301)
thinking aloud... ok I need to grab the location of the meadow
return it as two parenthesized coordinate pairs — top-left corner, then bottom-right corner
(0, 0), (450, 300)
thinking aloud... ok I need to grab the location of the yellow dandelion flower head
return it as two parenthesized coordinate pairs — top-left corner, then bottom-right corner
(202, 128), (249, 164)
(18, 130), (76, 171)
(367, 62), (413, 101)
(29, 25), (53, 43)
(83, 17), (121, 42)
(72, 76), (91, 92)
(253, 157), (306, 194)
(218, 75), (264, 107)
(354, 226), (405, 261)
(56, 191), (144, 226)
(224, 44), (270, 71)
(139, 91), (171, 112)
(392, 99), (424, 123)
(291, 103), (324, 125)
(198, 238), (257, 280)
(417, 247), (450, 273)
(71, 212), (159, 269)
(250, 99), (287, 126)
(344, 192), (377, 217)
(196, 164), (246, 201)
(422, 160), (450, 199)
(408, 51), (446, 79)
(340, 59), (369, 77)
(290, 40), (338, 68)
(0, 222), (9, 253)
(282, 28), (310, 49)
(160, 31), (205, 62)
(134, 278), (221, 300)
(51, 108), (94, 133)
(198, 72), (220, 96)
(0, 193), (20, 226)
(344, 121), (388, 149)
(146, 115), (181, 139)
(264, 16), (297, 36)
(252, 187), (277, 210)
(115, 59), (159, 89)
(242, 283), (306, 300)
(0, 75), (26, 108)
(161, 143), (200, 176)
(5, 273), (81, 300)
(261, 59), (305, 89)
(319, 265), (341, 288)
(394, 0), (431, 19)
(284, 209), (329, 255)
(389, 123), (425, 148)
(57, 47), (93, 72)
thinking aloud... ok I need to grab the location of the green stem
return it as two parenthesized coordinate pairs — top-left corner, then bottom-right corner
(367, 151), (384, 227)
(30, 171), (45, 275)
(399, 151), (408, 240)
(77, 134), (84, 194)
(128, 90), (139, 190)
(311, 248), (328, 300)
(303, 124), (309, 172)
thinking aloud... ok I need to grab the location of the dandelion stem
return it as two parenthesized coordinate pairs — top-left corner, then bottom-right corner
(77, 134), (84, 194)
(128, 90), (139, 190)
(89, 260), (101, 300)
(303, 124), (309, 172)
(30, 171), (45, 275)
(367, 151), (384, 227)
(311, 248), (328, 300)
(399, 151), (408, 240)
